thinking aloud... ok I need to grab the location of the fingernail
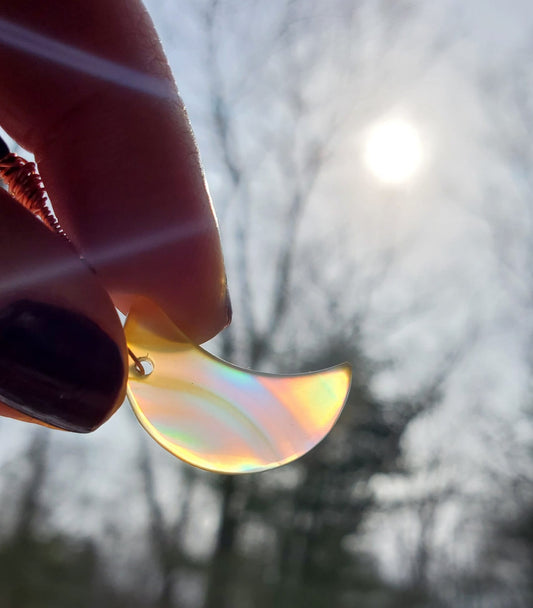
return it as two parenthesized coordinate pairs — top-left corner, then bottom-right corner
(224, 288), (233, 327)
(0, 299), (124, 432)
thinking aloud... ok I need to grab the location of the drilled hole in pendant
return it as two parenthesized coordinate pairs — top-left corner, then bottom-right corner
(128, 347), (155, 377)
(136, 357), (154, 376)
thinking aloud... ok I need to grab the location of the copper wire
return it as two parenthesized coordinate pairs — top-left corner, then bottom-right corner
(0, 152), (66, 237)
(128, 347), (146, 376)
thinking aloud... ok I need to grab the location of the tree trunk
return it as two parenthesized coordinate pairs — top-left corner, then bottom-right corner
(203, 475), (239, 608)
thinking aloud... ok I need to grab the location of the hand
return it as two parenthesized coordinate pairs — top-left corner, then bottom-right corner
(0, 1), (231, 429)
(0, 0), (231, 344)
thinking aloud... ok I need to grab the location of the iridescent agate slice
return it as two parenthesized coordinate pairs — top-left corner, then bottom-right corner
(125, 298), (351, 474)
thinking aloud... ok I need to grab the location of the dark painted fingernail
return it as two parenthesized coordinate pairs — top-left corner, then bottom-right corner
(0, 135), (9, 160)
(0, 300), (124, 432)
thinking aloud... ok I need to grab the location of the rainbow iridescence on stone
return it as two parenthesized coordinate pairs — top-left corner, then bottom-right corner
(125, 298), (352, 474)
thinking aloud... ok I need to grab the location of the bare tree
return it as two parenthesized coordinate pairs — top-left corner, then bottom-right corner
(469, 46), (533, 606)
(136, 2), (464, 606)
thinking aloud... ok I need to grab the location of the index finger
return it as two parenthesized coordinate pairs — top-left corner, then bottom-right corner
(0, 1), (231, 344)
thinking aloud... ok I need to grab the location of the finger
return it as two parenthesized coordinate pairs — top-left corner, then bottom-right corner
(0, 187), (127, 431)
(0, 1), (231, 344)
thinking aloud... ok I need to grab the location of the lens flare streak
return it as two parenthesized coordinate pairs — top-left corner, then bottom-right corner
(0, 17), (173, 98)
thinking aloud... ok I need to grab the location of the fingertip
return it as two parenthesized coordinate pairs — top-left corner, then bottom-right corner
(0, 1), (231, 344)
(0, 187), (128, 431)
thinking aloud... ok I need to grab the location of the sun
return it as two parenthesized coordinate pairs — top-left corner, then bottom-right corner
(364, 120), (423, 184)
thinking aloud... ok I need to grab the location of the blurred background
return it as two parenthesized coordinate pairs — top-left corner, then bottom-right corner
(1, 0), (533, 606)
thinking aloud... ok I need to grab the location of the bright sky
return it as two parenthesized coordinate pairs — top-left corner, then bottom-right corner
(363, 120), (423, 184)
